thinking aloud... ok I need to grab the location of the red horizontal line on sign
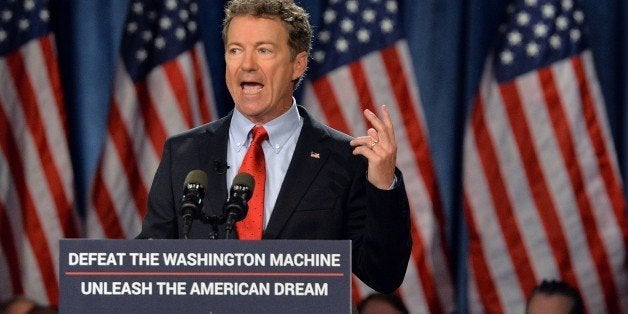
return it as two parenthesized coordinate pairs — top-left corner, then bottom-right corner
(65, 272), (345, 277)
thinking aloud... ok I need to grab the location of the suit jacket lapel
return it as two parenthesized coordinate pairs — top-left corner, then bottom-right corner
(198, 114), (231, 218)
(263, 107), (332, 239)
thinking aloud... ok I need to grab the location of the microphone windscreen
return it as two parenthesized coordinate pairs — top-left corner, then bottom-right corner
(183, 170), (208, 188)
(233, 172), (254, 190)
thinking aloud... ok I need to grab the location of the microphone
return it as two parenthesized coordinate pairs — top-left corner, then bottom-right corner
(223, 172), (255, 239)
(180, 170), (208, 239)
(213, 160), (229, 175)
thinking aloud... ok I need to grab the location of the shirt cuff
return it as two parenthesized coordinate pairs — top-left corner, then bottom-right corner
(386, 175), (398, 190)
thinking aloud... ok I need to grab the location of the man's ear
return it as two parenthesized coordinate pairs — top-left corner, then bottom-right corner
(292, 51), (308, 80)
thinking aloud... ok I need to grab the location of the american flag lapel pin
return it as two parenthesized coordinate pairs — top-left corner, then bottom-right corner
(310, 151), (320, 159)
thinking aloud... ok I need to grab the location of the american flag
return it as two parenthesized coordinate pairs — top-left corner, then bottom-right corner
(302, 0), (454, 312)
(0, 0), (80, 307)
(463, 0), (627, 312)
(87, 0), (216, 239)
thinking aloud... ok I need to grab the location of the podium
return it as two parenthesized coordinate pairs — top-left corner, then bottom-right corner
(59, 239), (351, 313)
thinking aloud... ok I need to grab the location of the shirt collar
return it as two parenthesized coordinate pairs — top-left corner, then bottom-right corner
(229, 98), (302, 153)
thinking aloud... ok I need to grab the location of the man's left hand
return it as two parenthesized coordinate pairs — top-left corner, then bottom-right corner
(350, 105), (397, 190)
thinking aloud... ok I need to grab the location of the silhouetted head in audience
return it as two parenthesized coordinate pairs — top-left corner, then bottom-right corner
(0, 296), (57, 314)
(526, 279), (584, 314)
(357, 293), (409, 314)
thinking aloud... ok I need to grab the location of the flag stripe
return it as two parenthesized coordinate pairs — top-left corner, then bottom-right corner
(379, 47), (454, 303)
(515, 64), (605, 308)
(376, 45), (450, 313)
(307, 42), (454, 311)
(571, 58), (625, 312)
(567, 59), (626, 252)
(311, 78), (351, 134)
(22, 38), (79, 237)
(538, 64), (619, 311)
(573, 55), (628, 310)
(3, 44), (80, 305)
(136, 82), (169, 155)
(109, 102), (149, 218)
(99, 134), (144, 238)
(88, 0), (217, 241)
(303, 2), (453, 310)
(464, 110), (527, 309)
(327, 67), (369, 134)
(465, 57), (622, 308)
(579, 53), (623, 184)
(1, 3), (77, 306)
(196, 43), (218, 122)
(464, 2), (627, 309)
(380, 45), (450, 260)
(464, 194), (504, 313)
(190, 45), (212, 123)
(90, 165), (126, 238)
(398, 253), (429, 313)
(408, 208), (443, 313)
(37, 36), (80, 237)
(476, 61), (557, 286)
(149, 65), (194, 135)
(0, 141), (49, 304)
(0, 200), (23, 294)
(500, 81), (581, 285)
(39, 35), (68, 137)
(365, 47), (445, 304)
(6, 49), (77, 239)
(178, 52), (202, 126)
(471, 96), (537, 294)
(572, 55), (626, 233)
(348, 62), (377, 114)
(113, 65), (161, 186)
(0, 101), (57, 304)
(163, 60), (195, 127)
(89, 67), (150, 238)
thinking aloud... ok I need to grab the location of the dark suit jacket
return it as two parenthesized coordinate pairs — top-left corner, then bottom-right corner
(138, 106), (412, 293)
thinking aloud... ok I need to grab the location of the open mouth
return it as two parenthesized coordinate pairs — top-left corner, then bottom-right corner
(241, 82), (264, 95)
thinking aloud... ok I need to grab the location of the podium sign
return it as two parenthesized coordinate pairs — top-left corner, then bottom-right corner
(60, 239), (351, 313)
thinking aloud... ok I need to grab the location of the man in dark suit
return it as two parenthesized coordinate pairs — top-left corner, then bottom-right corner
(137, 0), (411, 293)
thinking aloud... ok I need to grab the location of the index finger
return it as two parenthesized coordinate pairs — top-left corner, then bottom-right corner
(365, 105), (394, 143)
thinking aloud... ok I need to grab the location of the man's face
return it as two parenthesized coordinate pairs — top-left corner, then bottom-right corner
(225, 15), (307, 124)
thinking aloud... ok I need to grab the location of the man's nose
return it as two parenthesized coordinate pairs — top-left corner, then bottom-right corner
(241, 52), (258, 71)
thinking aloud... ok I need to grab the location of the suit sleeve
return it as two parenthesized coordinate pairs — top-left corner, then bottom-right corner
(136, 138), (178, 239)
(346, 165), (412, 293)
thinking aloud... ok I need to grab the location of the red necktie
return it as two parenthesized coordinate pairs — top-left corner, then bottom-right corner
(236, 126), (268, 240)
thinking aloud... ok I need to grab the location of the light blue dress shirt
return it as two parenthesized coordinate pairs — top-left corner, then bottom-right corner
(226, 99), (303, 228)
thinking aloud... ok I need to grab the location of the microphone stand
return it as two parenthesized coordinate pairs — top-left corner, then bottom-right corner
(223, 212), (240, 240)
(196, 176), (251, 239)
(197, 209), (243, 239)
(182, 214), (193, 240)
(199, 214), (225, 240)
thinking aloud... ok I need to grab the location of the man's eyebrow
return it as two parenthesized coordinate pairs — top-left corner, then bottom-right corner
(226, 40), (277, 46)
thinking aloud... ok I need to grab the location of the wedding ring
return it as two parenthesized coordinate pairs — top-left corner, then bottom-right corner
(369, 140), (378, 148)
